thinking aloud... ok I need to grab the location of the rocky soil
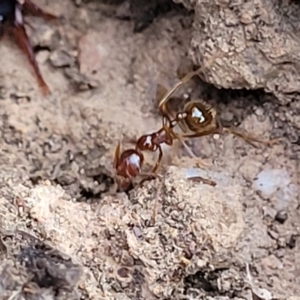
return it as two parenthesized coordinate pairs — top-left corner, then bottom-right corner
(0, 0), (298, 299)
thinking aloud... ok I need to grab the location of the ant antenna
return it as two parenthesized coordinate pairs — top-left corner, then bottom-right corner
(159, 49), (225, 113)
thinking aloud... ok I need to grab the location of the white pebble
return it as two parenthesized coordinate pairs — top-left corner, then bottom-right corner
(252, 168), (291, 199)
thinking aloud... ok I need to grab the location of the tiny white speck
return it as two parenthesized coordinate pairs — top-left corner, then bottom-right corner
(192, 108), (205, 123)
(145, 136), (152, 146)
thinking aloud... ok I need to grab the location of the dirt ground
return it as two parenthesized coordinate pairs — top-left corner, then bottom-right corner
(0, 0), (299, 299)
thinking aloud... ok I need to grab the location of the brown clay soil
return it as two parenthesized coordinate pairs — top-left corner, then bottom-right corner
(0, 1), (299, 300)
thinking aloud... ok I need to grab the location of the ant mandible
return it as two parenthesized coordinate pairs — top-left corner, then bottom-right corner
(114, 51), (279, 192)
(0, 0), (58, 95)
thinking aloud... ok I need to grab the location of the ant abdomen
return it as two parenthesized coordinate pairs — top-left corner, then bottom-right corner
(118, 150), (144, 178)
(180, 101), (218, 135)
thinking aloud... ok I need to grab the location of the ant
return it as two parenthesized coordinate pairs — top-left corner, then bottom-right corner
(114, 51), (279, 192)
(113, 113), (203, 192)
(0, 0), (58, 95)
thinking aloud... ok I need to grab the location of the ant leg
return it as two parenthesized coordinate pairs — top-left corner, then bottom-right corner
(224, 128), (281, 147)
(113, 141), (132, 191)
(156, 84), (168, 108)
(24, 0), (58, 20)
(13, 20), (50, 95)
(156, 84), (180, 128)
(137, 173), (158, 189)
(158, 50), (225, 114)
(180, 126), (280, 149)
(114, 141), (121, 169)
(159, 97), (189, 134)
(151, 145), (163, 174)
(161, 118), (190, 157)
(176, 59), (195, 80)
(172, 131), (209, 168)
(138, 146), (163, 186)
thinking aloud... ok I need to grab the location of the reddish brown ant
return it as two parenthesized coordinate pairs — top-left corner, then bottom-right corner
(0, 0), (58, 95)
(114, 113), (198, 192)
(114, 51), (279, 192)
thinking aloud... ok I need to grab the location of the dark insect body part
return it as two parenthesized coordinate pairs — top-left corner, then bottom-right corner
(0, 0), (58, 95)
(114, 51), (279, 192)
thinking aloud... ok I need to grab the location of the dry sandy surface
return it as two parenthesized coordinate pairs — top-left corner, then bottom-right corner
(0, 1), (299, 300)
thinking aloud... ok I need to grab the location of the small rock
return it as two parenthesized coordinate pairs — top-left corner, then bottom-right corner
(64, 67), (100, 91)
(252, 168), (291, 199)
(261, 254), (283, 273)
(240, 12), (253, 25)
(117, 267), (130, 278)
(262, 206), (277, 221)
(50, 49), (76, 68)
(255, 107), (265, 116)
(78, 31), (107, 76)
(274, 248), (286, 258)
(36, 50), (50, 64)
(220, 110), (234, 123)
(287, 234), (298, 249)
(255, 107), (267, 122)
(277, 237), (286, 249)
(275, 210), (288, 224)
(274, 210), (288, 224)
(29, 24), (61, 50)
(268, 229), (279, 240)
(70, 8), (91, 31)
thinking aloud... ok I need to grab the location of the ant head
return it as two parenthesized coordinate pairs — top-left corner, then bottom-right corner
(182, 100), (218, 133)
